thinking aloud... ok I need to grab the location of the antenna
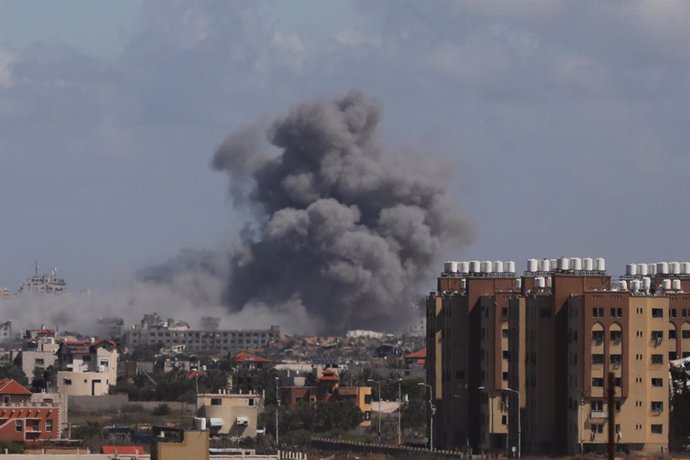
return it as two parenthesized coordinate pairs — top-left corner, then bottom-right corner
(35, 260), (39, 277)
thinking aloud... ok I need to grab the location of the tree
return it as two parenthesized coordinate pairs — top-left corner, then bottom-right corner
(0, 363), (28, 386)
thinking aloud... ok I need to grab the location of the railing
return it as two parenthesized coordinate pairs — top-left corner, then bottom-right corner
(590, 411), (608, 419)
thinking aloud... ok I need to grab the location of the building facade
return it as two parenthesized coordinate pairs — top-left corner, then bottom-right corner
(196, 392), (263, 438)
(55, 339), (118, 396)
(0, 379), (61, 443)
(430, 257), (682, 456)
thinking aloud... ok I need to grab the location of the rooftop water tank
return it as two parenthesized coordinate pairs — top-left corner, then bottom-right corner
(541, 258), (551, 272)
(461, 279), (467, 289)
(546, 276), (553, 288)
(639, 263), (648, 276)
(527, 258), (538, 272)
(571, 257), (582, 271)
(444, 261), (455, 273)
(558, 257), (570, 271)
(620, 280), (628, 291)
(506, 261), (516, 274)
(663, 279), (672, 291)
(673, 279), (682, 290)
(648, 263), (657, 275)
(683, 262), (690, 275)
(595, 258), (606, 272)
(632, 279), (641, 292)
(658, 262), (669, 275)
(642, 277), (651, 292)
(459, 261), (470, 274)
(494, 261), (504, 273)
(583, 257), (594, 271)
(515, 278), (522, 289)
(481, 260), (493, 273)
(470, 260), (481, 273)
(626, 263), (637, 276)
(535, 277), (546, 289)
(671, 262), (681, 275)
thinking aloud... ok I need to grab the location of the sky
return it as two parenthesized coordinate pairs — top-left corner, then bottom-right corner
(2, 0), (690, 295)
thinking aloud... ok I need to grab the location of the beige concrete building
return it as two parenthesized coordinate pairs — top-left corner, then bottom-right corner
(566, 292), (669, 454)
(152, 429), (209, 460)
(55, 340), (117, 396)
(196, 392), (263, 438)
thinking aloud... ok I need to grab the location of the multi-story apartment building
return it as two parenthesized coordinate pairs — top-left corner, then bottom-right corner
(196, 391), (263, 438)
(55, 339), (118, 396)
(124, 314), (280, 355)
(426, 260), (519, 451)
(0, 321), (12, 344)
(430, 257), (686, 456)
(0, 379), (62, 443)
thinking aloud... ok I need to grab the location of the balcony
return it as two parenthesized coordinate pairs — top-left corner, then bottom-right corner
(590, 411), (608, 419)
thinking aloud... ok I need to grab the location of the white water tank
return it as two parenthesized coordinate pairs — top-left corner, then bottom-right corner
(671, 262), (682, 275)
(535, 277), (546, 289)
(527, 258), (538, 272)
(550, 259), (557, 270)
(642, 277), (651, 292)
(620, 280), (628, 291)
(470, 260), (481, 273)
(461, 279), (467, 289)
(595, 258), (606, 272)
(683, 262), (690, 275)
(195, 417), (207, 430)
(494, 261), (504, 273)
(639, 263), (648, 276)
(648, 263), (657, 275)
(444, 261), (455, 273)
(571, 257), (582, 271)
(481, 260), (493, 273)
(558, 257), (570, 271)
(583, 257), (594, 271)
(626, 263), (637, 276)
(663, 279), (672, 291)
(632, 279), (641, 292)
(515, 278), (522, 289)
(673, 279), (682, 290)
(458, 261), (470, 274)
(541, 258), (551, 272)
(506, 261), (516, 274)
(546, 276), (553, 288)
(658, 262), (669, 274)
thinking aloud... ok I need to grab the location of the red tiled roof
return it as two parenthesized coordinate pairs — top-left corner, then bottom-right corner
(233, 351), (271, 363)
(0, 378), (32, 396)
(318, 369), (340, 382)
(406, 349), (426, 359)
(101, 446), (145, 455)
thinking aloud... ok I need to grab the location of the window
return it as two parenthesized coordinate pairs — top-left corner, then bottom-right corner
(683, 330), (690, 339)
(614, 377), (621, 387)
(592, 424), (604, 433)
(248, 398), (255, 406)
(501, 308), (508, 318)
(35, 358), (45, 366)
(615, 401), (621, 412)
(591, 400), (603, 411)
(652, 330), (663, 341)
(610, 330), (622, 343)
(610, 308), (622, 318)
(63, 378), (72, 385)
(16, 420), (23, 432)
(670, 329), (677, 339)
(211, 398), (222, 406)
(670, 351), (678, 361)
(652, 308), (664, 318)
(671, 309), (677, 318)
(592, 331), (604, 343)
(610, 354), (622, 366)
(502, 350), (510, 359)
(592, 377), (604, 387)
(502, 372), (509, 381)
(365, 395), (372, 404)
(651, 424), (663, 434)
(502, 329), (509, 339)
(684, 308), (689, 317)
(651, 401), (663, 412)
(501, 415), (507, 425)
(592, 308), (604, 317)
(651, 378), (663, 387)
(46, 420), (52, 432)
(651, 354), (664, 364)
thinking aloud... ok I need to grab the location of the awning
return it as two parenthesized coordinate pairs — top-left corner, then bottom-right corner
(209, 418), (224, 427)
(236, 416), (249, 426)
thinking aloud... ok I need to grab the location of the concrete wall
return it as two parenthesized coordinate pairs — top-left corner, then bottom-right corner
(68, 394), (128, 412)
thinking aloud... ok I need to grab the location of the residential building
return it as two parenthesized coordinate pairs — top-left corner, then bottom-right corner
(124, 314), (279, 355)
(0, 379), (61, 442)
(55, 339), (118, 396)
(280, 369), (372, 427)
(18, 265), (66, 295)
(196, 391), (263, 438)
(18, 328), (59, 381)
(0, 321), (12, 343)
(232, 351), (272, 370)
(151, 428), (209, 460)
(0, 287), (11, 300)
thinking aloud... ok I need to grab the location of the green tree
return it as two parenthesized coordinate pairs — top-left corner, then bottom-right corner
(0, 363), (28, 386)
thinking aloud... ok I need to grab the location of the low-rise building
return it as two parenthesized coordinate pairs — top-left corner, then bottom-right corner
(196, 391), (263, 438)
(55, 339), (118, 396)
(0, 379), (62, 442)
(0, 321), (12, 343)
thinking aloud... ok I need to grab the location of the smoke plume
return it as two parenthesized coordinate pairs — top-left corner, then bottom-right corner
(212, 91), (472, 333)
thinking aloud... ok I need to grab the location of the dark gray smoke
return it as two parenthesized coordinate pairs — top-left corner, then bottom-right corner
(213, 91), (473, 333)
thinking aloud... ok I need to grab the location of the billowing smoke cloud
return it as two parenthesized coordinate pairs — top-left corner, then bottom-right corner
(212, 91), (473, 333)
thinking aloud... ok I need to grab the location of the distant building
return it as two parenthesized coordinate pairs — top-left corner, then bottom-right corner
(18, 264), (66, 295)
(0, 288), (11, 300)
(96, 316), (125, 339)
(232, 351), (272, 370)
(55, 339), (118, 396)
(0, 379), (62, 442)
(125, 314), (279, 355)
(346, 330), (385, 340)
(280, 369), (372, 427)
(0, 321), (12, 344)
(196, 391), (263, 438)
(151, 428), (209, 460)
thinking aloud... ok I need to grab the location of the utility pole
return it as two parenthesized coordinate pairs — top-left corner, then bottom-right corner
(419, 383), (434, 451)
(367, 379), (382, 442)
(274, 377), (280, 446)
(398, 378), (403, 446)
(607, 372), (615, 460)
